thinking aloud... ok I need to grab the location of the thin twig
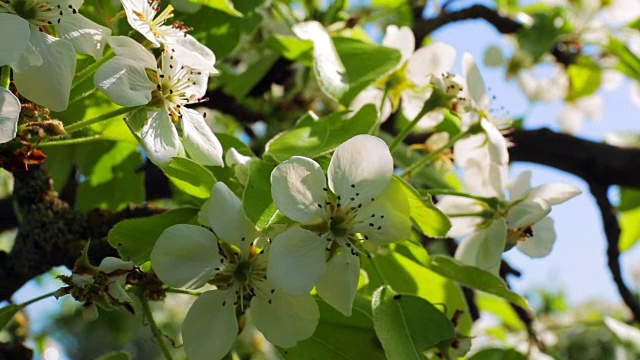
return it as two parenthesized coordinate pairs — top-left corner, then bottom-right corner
(589, 182), (640, 322)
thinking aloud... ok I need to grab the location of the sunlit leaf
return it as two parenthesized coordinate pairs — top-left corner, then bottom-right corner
(188, 0), (243, 16)
(372, 286), (456, 359)
(162, 157), (217, 200)
(468, 348), (528, 360)
(243, 160), (282, 232)
(425, 255), (529, 309)
(393, 176), (451, 237)
(280, 296), (386, 360)
(108, 207), (199, 264)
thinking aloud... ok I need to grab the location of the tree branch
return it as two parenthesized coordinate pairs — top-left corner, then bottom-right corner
(413, 4), (521, 46)
(589, 183), (640, 322)
(509, 128), (640, 187)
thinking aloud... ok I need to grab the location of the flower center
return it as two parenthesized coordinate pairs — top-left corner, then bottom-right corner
(329, 214), (350, 238)
(232, 259), (252, 284)
(149, 62), (205, 122)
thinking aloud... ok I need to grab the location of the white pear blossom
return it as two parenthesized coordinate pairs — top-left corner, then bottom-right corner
(0, 87), (20, 143)
(268, 134), (412, 315)
(438, 171), (581, 274)
(120, 0), (216, 73)
(94, 36), (223, 167)
(0, 0), (111, 111)
(150, 182), (319, 360)
(454, 53), (510, 198)
(350, 25), (456, 127)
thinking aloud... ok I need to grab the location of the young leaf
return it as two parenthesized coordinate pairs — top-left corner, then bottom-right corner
(162, 157), (217, 200)
(108, 207), (199, 264)
(393, 176), (451, 237)
(372, 286), (456, 360)
(280, 296), (386, 360)
(425, 255), (529, 309)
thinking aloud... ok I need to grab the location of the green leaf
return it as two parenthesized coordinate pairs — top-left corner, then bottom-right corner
(372, 286), (456, 360)
(187, 0), (265, 58)
(516, 9), (571, 61)
(95, 351), (132, 360)
(218, 51), (280, 99)
(362, 243), (472, 334)
(566, 58), (601, 100)
(0, 304), (21, 330)
(281, 296), (386, 360)
(188, 0), (243, 16)
(608, 37), (640, 81)
(393, 176), (451, 237)
(295, 21), (349, 100)
(619, 187), (640, 211)
(266, 35), (313, 65)
(75, 141), (144, 211)
(476, 293), (525, 330)
(468, 348), (528, 360)
(265, 105), (377, 162)
(108, 208), (199, 264)
(162, 157), (217, 200)
(333, 36), (402, 105)
(243, 160), (281, 232)
(425, 255), (529, 309)
(620, 207), (640, 252)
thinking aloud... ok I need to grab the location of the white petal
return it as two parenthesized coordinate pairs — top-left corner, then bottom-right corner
(208, 182), (259, 255)
(455, 219), (507, 276)
(528, 183), (581, 206)
(13, 31), (76, 111)
(106, 282), (133, 304)
(10, 40), (42, 72)
(121, 0), (159, 46)
(328, 134), (393, 209)
(0, 88), (20, 143)
(140, 109), (180, 167)
(381, 25), (415, 63)
(150, 224), (221, 289)
(56, 14), (111, 60)
(482, 119), (509, 166)
(516, 217), (556, 258)
(183, 290), (238, 360)
(407, 42), (455, 87)
(251, 284), (320, 347)
(401, 89), (435, 123)
(94, 57), (155, 107)
(270, 156), (327, 222)
(352, 182), (412, 246)
(462, 53), (488, 110)
(507, 201), (550, 229)
(315, 250), (360, 316)
(267, 227), (327, 296)
(350, 87), (393, 123)
(180, 107), (224, 166)
(82, 302), (99, 322)
(106, 36), (157, 69)
(509, 171), (532, 201)
(97, 257), (134, 274)
(0, 14), (30, 66)
(437, 196), (484, 238)
(166, 34), (217, 73)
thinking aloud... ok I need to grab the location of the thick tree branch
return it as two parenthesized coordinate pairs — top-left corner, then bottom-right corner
(414, 4), (521, 46)
(509, 128), (640, 186)
(589, 183), (640, 322)
(0, 166), (165, 301)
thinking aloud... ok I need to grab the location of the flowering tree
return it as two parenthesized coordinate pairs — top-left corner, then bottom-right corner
(1, 0), (640, 359)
